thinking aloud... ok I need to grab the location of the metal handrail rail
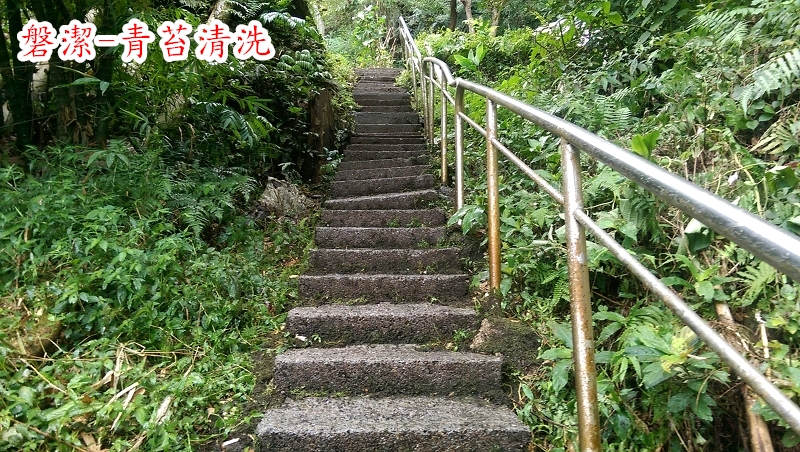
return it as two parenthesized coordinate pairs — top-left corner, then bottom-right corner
(398, 16), (800, 451)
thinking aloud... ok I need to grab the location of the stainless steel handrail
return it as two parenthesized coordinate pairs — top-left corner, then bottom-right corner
(398, 16), (800, 451)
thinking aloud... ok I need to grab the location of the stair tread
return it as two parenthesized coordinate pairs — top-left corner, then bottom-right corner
(278, 343), (498, 364)
(256, 396), (530, 452)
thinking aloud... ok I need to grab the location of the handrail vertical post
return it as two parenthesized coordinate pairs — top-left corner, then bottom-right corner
(427, 63), (435, 145)
(439, 68), (448, 184)
(560, 138), (601, 452)
(454, 84), (465, 210)
(420, 60), (429, 141)
(486, 99), (502, 290)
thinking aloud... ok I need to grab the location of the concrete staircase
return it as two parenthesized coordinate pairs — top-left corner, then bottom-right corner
(255, 68), (530, 451)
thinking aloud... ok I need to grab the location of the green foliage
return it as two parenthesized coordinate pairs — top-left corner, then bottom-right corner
(418, 0), (800, 449)
(0, 143), (314, 450)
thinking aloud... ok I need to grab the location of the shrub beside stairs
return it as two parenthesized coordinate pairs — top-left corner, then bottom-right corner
(255, 68), (531, 451)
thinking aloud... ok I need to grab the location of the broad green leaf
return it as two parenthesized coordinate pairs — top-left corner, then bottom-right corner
(694, 280), (715, 302)
(661, 276), (691, 287)
(642, 361), (673, 387)
(540, 347), (572, 360)
(552, 359), (572, 392)
(549, 321), (573, 348)
(606, 12), (623, 26)
(18, 386), (35, 405)
(667, 392), (693, 413)
(593, 310), (625, 322)
(766, 165), (799, 191)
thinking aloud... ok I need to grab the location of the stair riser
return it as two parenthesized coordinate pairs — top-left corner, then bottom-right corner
(353, 87), (408, 94)
(355, 112), (420, 124)
(343, 150), (427, 161)
(358, 105), (416, 113)
(354, 94), (411, 102)
(323, 190), (439, 210)
(258, 431), (529, 452)
(337, 157), (427, 171)
(334, 165), (430, 181)
(256, 396), (531, 452)
(356, 124), (421, 134)
(307, 249), (461, 274)
(274, 346), (501, 398)
(286, 304), (476, 345)
(330, 174), (436, 198)
(346, 143), (426, 151)
(299, 274), (469, 304)
(320, 209), (446, 227)
(315, 227), (446, 249)
(350, 136), (425, 145)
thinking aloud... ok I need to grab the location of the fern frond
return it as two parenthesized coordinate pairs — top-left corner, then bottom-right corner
(741, 47), (800, 110)
(753, 115), (800, 155)
(739, 262), (777, 307)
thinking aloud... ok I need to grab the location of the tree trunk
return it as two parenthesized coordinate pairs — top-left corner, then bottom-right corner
(714, 302), (774, 452)
(449, 0), (457, 31)
(460, 0), (474, 33)
(489, 3), (501, 37)
(3, 0), (35, 149)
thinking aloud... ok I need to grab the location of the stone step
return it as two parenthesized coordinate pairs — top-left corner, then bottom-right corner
(355, 68), (402, 76)
(256, 396), (531, 452)
(358, 105), (416, 113)
(354, 112), (420, 124)
(346, 143), (426, 151)
(350, 135), (426, 145)
(298, 273), (469, 304)
(307, 248), (461, 274)
(343, 150), (427, 161)
(323, 190), (440, 210)
(354, 96), (411, 107)
(355, 123), (422, 134)
(350, 135), (425, 143)
(331, 174), (436, 197)
(286, 303), (475, 345)
(355, 76), (400, 83)
(335, 165), (430, 181)
(320, 209), (447, 227)
(274, 344), (501, 397)
(315, 226), (446, 249)
(337, 157), (427, 172)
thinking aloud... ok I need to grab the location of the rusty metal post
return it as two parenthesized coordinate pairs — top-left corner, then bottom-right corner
(486, 100), (502, 290)
(427, 63), (435, 145)
(421, 62), (430, 142)
(454, 84), (465, 210)
(560, 138), (601, 452)
(439, 68), (448, 184)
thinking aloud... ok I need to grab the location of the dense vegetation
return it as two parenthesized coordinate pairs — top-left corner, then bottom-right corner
(1, 0), (354, 449)
(325, 0), (800, 450)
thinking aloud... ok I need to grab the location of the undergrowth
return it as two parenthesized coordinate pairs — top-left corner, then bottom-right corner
(0, 143), (315, 450)
(417, 0), (800, 450)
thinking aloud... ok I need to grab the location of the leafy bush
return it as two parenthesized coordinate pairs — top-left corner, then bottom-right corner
(0, 143), (314, 450)
(420, 0), (800, 449)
